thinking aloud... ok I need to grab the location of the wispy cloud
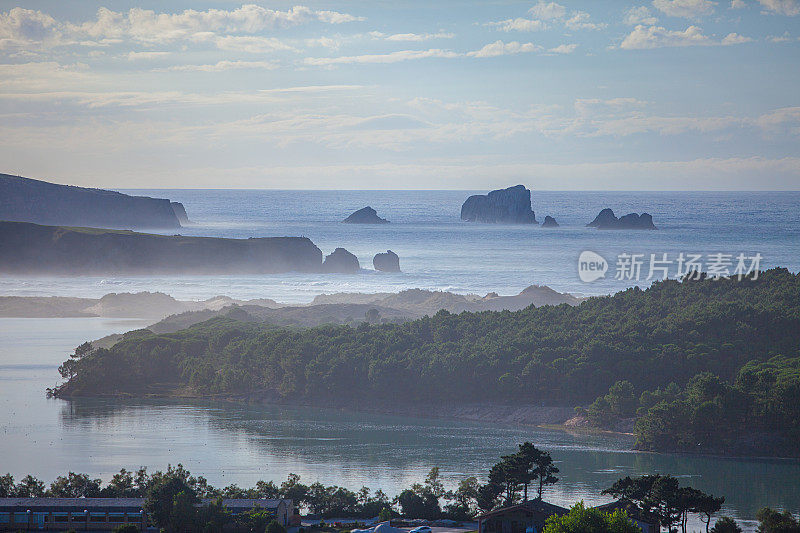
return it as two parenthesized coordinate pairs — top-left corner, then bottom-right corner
(376, 31), (455, 41)
(0, 5), (364, 50)
(548, 43), (578, 54)
(159, 60), (279, 72)
(127, 51), (170, 60)
(757, 0), (800, 15)
(624, 6), (659, 25)
(466, 40), (541, 58)
(304, 39), (553, 65)
(303, 48), (459, 65)
(652, 0), (718, 19)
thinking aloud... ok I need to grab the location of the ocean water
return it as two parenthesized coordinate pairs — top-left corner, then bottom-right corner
(1, 190), (798, 303)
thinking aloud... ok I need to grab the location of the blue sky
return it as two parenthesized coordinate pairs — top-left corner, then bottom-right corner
(1, 0), (799, 189)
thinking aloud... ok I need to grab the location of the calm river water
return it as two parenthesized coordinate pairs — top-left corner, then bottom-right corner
(1, 317), (798, 531)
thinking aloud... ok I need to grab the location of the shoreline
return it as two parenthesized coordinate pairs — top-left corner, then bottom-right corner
(53, 390), (800, 461)
(57, 388), (578, 428)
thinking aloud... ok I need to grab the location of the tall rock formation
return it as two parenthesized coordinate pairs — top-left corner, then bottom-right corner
(322, 247), (360, 273)
(373, 250), (401, 272)
(460, 185), (537, 224)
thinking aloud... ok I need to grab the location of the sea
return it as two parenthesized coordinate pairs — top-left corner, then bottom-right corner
(1, 190), (798, 302)
(1, 190), (799, 531)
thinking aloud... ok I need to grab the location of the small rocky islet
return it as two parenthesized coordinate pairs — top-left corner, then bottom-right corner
(459, 185), (657, 230)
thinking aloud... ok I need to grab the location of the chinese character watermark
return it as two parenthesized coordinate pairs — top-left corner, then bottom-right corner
(578, 251), (762, 283)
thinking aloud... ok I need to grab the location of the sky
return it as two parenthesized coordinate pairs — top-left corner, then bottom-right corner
(1, 0), (799, 190)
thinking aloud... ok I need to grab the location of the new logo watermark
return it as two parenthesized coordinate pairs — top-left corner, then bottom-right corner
(577, 251), (762, 283)
(578, 251), (608, 282)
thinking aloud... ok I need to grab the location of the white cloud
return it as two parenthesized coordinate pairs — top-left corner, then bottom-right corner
(620, 24), (751, 48)
(721, 32), (754, 43)
(565, 12), (607, 30)
(466, 40), (541, 57)
(624, 6), (659, 25)
(768, 31), (795, 41)
(305, 40), (547, 65)
(757, 0), (800, 15)
(214, 35), (295, 53)
(0, 8), (67, 48)
(488, 2), (603, 32)
(127, 50), (170, 60)
(384, 31), (455, 41)
(756, 106), (800, 133)
(161, 60), (279, 72)
(730, 0), (747, 8)
(0, 61), (97, 91)
(548, 43), (579, 54)
(0, 4), (364, 50)
(305, 36), (341, 49)
(528, 1), (567, 20)
(304, 48), (459, 65)
(487, 18), (548, 32)
(652, 0), (718, 18)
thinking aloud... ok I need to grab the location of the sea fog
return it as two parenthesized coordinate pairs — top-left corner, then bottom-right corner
(1, 190), (798, 303)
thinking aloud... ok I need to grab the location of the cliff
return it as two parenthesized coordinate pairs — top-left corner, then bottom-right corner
(171, 202), (191, 225)
(460, 185), (537, 223)
(0, 221), (322, 275)
(0, 173), (183, 229)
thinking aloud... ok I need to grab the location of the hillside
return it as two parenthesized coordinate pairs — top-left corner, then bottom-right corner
(0, 221), (322, 275)
(51, 269), (800, 458)
(0, 173), (184, 229)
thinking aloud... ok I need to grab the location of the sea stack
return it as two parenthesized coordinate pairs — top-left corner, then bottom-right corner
(322, 247), (360, 273)
(373, 250), (401, 272)
(343, 206), (389, 224)
(587, 209), (657, 230)
(541, 216), (559, 228)
(460, 185), (537, 224)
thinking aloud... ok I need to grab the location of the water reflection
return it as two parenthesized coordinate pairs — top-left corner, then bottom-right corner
(59, 397), (800, 526)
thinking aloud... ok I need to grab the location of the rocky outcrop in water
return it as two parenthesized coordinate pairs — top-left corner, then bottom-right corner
(373, 250), (401, 272)
(322, 247), (360, 273)
(0, 221), (322, 275)
(541, 216), (559, 228)
(587, 209), (657, 230)
(0, 173), (184, 229)
(460, 185), (537, 224)
(343, 206), (389, 224)
(461, 185), (537, 224)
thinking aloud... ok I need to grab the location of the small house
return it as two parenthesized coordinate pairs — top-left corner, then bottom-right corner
(593, 500), (660, 533)
(477, 499), (569, 533)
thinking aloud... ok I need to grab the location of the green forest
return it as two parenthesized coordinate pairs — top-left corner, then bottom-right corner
(53, 268), (800, 455)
